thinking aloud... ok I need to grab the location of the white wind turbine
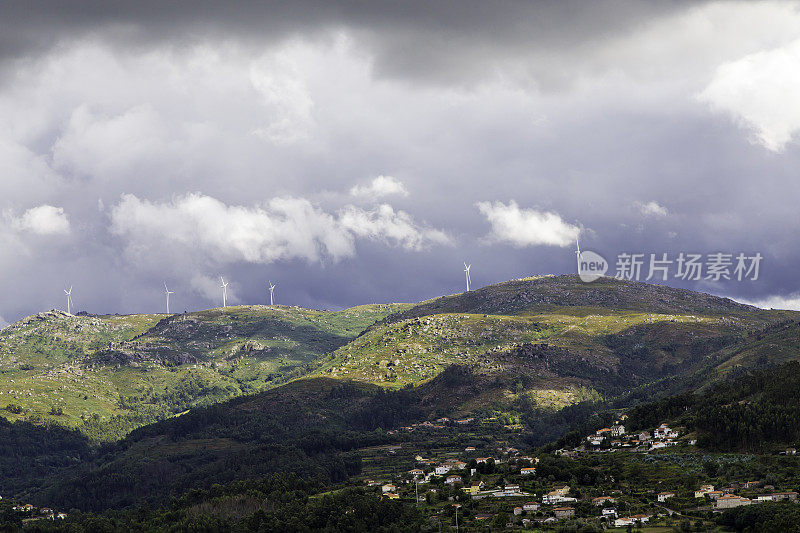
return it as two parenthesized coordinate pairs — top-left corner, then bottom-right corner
(64, 286), (73, 315)
(464, 262), (471, 292)
(575, 237), (582, 276)
(268, 281), (276, 306)
(164, 282), (174, 314)
(220, 276), (229, 308)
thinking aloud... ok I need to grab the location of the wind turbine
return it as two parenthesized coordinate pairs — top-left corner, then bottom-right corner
(575, 237), (582, 276)
(464, 262), (471, 292)
(268, 281), (276, 306)
(164, 283), (174, 314)
(64, 286), (73, 315)
(220, 276), (228, 308)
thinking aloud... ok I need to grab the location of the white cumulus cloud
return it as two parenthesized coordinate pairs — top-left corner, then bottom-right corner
(109, 193), (449, 266)
(349, 176), (409, 200)
(698, 38), (800, 153)
(476, 200), (579, 247)
(339, 204), (450, 250)
(637, 200), (668, 217)
(5, 205), (71, 235)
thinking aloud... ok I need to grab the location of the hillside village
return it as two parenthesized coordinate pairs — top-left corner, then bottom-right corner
(355, 414), (800, 530)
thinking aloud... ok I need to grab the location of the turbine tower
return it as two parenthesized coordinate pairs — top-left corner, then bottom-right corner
(464, 262), (471, 292)
(575, 237), (582, 276)
(220, 276), (229, 308)
(64, 286), (73, 315)
(268, 281), (276, 306)
(164, 282), (174, 314)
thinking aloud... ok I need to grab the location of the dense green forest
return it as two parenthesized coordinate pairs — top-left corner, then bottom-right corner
(627, 361), (800, 451)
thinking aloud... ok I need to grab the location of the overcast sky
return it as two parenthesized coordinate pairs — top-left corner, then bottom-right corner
(2, 1), (800, 325)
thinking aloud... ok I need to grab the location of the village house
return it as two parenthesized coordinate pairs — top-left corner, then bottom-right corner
(772, 492), (798, 501)
(655, 423), (678, 439)
(513, 506), (523, 516)
(504, 484), (520, 493)
(464, 446), (476, 452)
(553, 507), (575, 519)
(639, 431), (651, 442)
(592, 496), (616, 506)
(408, 469), (424, 478)
(463, 481), (485, 496)
(445, 475), (462, 485)
(552, 485), (570, 496)
(602, 508), (617, 518)
(434, 465), (451, 475)
(706, 491), (724, 500)
(715, 495), (751, 509)
(657, 491), (675, 502)
(743, 481), (761, 489)
(610, 424), (625, 437)
(381, 483), (396, 493)
(475, 457), (493, 464)
(523, 502), (540, 511)
(695, 484), (714, 498)
(56, 513), (67, 520)
(587, 436), (603, 446)
(475, 514), (492, 521)
(542, 492), (577, 505)
(630, 514), (650, 524)
(520, 467), (536, 475)
(384, 492), (399, 500)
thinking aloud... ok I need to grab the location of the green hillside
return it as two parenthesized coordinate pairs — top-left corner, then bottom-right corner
(0, 304), (409, 440)
(314, 277), (793, 413)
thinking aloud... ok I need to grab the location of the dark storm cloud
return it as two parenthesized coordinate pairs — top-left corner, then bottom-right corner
(2, 0), (800, 323)
(0, 1), (691, 85)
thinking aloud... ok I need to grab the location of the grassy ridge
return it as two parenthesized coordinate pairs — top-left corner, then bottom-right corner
(0, 304), (410, 440)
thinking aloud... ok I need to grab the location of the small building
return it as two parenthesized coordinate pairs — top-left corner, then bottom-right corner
(706, 491), (724, 500)
(384, 492), (399, 500)
(465, 446), (476, 452)
(772, 492), (798, 501)
(475, 457), (492, 464)
(743, 481), (761, 489)
(445, 475), (462, 485)
(554, 507), (575, 519)
(435, 465), (451, 475)
(695, 484), (714, 498)
(657, 491), (675, 502)
(513, 506), (523, 516)
(504, 484), (520, 493)
(552, 485), (570, 496)
(408, 469), (424, 477)
(639, 431), (651, 442)
(381, 484), (396, 493)
(630, 514), (650, 523)
(592, 496), (616, 506)
(523, 502), (540, 511)
(520, 467), (536, 475)
(602, 508), (617, 518)
(610, 424), (626, 437)
(715, 495), (750, 509)
(475, 514), (492, 520)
